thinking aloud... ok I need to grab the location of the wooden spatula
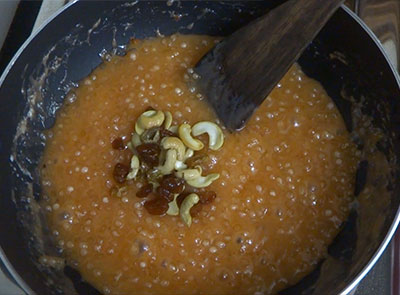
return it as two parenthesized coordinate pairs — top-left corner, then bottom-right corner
(194, 0), (344, 131)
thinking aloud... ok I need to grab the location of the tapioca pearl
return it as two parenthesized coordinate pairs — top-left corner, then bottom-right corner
(208, 246), (218, 254)
(255, 185), (263, 193)
(248, 161), (256, 173)
(273, 145), (281, 153)
(130, 52), (137, 61)
(62, 222), (71, 231)
(94, 270), (102, 277)
(266, 112), (274, 119)
(274, 177), (284, 187)
(180, 42), (188, 48)
(174, 111), (183, 118)
(229, 204), (238, 211)
(221, 170), (230, 179)
(139, 261), (147, 268)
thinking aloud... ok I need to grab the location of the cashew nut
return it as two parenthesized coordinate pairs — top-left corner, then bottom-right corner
(135, 110), (165, 135)
(126, 155), (140, 180)
(174, 160), (187, 171)
(132, 133), (142, 147)
(164, 111), (173, 129)
(179, 123), (204, 151)
(161, 137), (186, 161)
(127, 142), (134, 151)
(175, 166), (202, 181)
(168, 125), (178, 133)
(173, 148), (193, 170)
(186, 173), (220, 188)
(192, 121), (224, 150)
(127, 133), (142, 151)
(166, 194), (179, 216)
(158, 149), (177, 175)
(180, 193), (199, 227)
(184, 148), (194, 160)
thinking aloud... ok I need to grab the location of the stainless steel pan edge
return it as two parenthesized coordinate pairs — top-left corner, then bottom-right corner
(0, 2), (399, 295)
(0, 2), (78, 294)
(336, 7), (400, 295)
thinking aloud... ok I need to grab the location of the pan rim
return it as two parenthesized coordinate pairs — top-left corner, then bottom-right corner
(0, 2), (399, 295)
(0, 2), (78, 293)
(335, 6), (400, 295)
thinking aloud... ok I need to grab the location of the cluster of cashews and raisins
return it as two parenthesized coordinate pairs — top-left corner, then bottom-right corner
(112, 109), (224, 227)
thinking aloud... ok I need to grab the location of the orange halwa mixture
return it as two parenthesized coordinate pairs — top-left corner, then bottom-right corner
(41, 35), (359, 295)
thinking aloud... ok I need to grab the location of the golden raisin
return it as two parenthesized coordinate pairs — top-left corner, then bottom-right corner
(156, 186), (174, 202)
(160, 128), (176, 138)
(160, 174), (185, 194)
(144, 197), (169, 215)
(111, 137), (125, 150)
(190, 203), (203, 217)
(185, 153), (208, 168)
(198, 191), (217, 204)
(136, 143), (160, 167)
(136, 183), (153, 198)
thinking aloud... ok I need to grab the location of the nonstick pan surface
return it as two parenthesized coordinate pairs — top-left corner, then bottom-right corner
(0, 1), (399, 295)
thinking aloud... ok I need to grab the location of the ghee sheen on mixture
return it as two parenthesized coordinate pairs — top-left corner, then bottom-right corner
(41, 35), (358, 295)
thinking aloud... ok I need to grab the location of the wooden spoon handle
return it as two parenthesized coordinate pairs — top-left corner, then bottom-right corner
(195, 0), (344, 130)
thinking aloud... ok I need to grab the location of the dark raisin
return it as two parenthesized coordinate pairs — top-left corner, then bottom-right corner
(144, 197), (169, 215)
(190, 203), (203, 217)
(160, 174), (185, 194)
(182, 184), (197, 194)
(185, 153), (208, 167)
(111, 137), (125, 150)
(198, 191), (217, 204)
(156, 186), (174, 202)
(113, 163), (130, 183)
(160, 128), (176, 138)
(136, 183), (153, 198)
(136, 143), (160, 167)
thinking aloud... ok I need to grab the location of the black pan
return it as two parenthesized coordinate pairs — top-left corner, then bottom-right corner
(0, 1), (399, 295)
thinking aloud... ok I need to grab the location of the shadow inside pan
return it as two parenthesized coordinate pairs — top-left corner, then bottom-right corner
(64, 266), (101, 295)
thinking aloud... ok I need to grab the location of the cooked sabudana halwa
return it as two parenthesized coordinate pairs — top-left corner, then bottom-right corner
(40, 34), (359, 295)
